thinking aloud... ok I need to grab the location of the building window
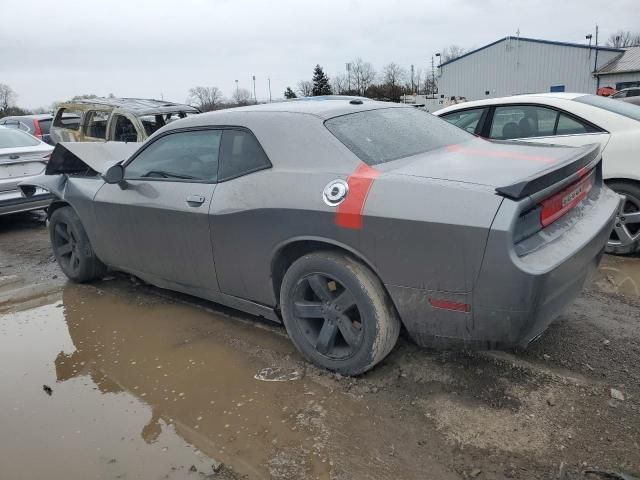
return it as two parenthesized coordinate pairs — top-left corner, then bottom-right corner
(549, 85), (565, 92)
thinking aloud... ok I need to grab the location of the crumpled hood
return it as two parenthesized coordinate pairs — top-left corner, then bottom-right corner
(46, 141), (140, 175)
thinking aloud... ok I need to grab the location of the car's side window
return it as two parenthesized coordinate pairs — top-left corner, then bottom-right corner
(556, 114), (591, 135)
(489, 105), (557, 140)
(218, 129), (271, 182)
(124, 130), (222, 182)
(53, 109), (82, 131)
(627, 90), (640, 98)
(440, 108), (486, 134)
(84, 110), (109, 139)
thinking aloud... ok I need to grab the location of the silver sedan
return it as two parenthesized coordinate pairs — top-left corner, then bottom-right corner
(0, 126), (53, 215)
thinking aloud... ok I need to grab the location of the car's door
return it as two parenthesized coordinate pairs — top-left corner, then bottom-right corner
(485, 104), (610, 148)
(92, 128), (222, 295)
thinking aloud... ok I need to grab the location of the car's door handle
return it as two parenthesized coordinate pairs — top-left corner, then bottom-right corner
(186, 194), (206, 207)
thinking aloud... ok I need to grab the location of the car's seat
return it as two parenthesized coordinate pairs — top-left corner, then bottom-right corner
(518, 118), (532, 137)
(502, 122), (520, 139)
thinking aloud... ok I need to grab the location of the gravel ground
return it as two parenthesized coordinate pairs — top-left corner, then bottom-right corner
(0, 210), (639, 480)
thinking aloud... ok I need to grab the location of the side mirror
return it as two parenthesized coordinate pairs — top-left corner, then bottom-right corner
(102, 164), (126, 188)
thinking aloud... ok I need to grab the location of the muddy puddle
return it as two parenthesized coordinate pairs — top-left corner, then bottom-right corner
(591, 255), (640, 298)
(0, 284), (362, 480)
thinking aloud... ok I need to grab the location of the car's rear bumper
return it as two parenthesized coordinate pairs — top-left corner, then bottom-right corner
(0, 188), (53, 216)
(388, 186), (620, 349)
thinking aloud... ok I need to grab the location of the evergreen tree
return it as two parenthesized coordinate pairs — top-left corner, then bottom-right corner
(284, 87), (297, 99)
(311, 65), (332, 96)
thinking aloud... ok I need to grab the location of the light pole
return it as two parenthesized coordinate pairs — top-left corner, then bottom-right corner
(411, 64), (415, 95)
(431, 55), (436, 97)
(346, 62), (351, 93)
(268, 77), (272, 102)
(252, 75), (257, 104)
(235, 79), (239, 100)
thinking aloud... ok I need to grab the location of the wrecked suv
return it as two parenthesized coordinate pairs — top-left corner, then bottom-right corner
(50, 98), (199, 144)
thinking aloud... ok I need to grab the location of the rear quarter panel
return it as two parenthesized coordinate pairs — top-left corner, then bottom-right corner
(363, 175), (503, 293)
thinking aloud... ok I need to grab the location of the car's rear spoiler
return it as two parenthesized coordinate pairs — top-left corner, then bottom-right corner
(46, 142), (140, 175)
(495, 143), (601, 200)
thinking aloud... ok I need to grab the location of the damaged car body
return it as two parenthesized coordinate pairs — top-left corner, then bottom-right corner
(21, 100), (620, 375)
(50, 97), (200, 144)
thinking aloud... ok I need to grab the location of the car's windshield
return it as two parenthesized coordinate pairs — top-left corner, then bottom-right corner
(0, 128), (41, 148)
(573, 94), (640, 122)
(325, 107), (472, 166)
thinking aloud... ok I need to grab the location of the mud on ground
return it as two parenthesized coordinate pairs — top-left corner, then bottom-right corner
(0, 211), (639, 480)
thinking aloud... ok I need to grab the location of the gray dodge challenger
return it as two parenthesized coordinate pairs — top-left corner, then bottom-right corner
(20, 99), (620, 375)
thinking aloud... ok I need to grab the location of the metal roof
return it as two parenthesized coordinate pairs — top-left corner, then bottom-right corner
(440, 36), (623, 68)
(64, 97), (199, 115)
(596, 46), (640, 75)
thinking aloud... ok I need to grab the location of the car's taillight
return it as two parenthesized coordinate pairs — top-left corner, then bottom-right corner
(539, 170), (594, 227)
(33, 119), (43, 138)
(513, 168), (596, 245)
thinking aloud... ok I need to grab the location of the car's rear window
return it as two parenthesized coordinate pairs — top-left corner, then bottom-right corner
(325, 107), (472, 166)
(0, 128), (41, 148)
(573, 94), (640, 122)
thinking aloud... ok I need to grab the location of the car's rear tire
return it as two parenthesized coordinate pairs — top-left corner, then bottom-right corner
(280, 251), (400, 375)
(49, 206), (107, 282)
(606, 181), (640, 256)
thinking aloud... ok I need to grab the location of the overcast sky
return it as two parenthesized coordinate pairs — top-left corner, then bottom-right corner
(2, 0), (639, 109)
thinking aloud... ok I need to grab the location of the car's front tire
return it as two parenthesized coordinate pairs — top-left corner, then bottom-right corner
(49, 206), (107, 282)
(606, 181), (640, 255)
(280, 251), (400, 376)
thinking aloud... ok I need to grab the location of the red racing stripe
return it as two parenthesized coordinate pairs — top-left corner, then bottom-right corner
(335, 162), (381, 230)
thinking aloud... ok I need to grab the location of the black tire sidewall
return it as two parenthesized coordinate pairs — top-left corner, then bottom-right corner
(606, 181), (640, 255)
(280, 252), (394, 375)
(49, 207), (104, 282)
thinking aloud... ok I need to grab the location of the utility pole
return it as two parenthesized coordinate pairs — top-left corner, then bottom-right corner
(267, 77), (272, 102)
(593, 25), (599, 72)
(431, 56), (436, 97)
(252, 75), (257, 104)
(346, 62), (351, 93)
(411, 64), (415, 95)
(235, 79), (239, 99)
(594, 25), (600, 91)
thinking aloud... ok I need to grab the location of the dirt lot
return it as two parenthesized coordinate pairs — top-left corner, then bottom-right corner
(1, 211), (639, 480)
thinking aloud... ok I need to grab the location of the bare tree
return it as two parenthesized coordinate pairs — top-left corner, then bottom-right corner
(297, 80), (313, 97)
(441, 45), (467, 63)
(350, 58), (376, 96)
(606, 30), (640, 48)
(421, 70), (438, 96)
(413, 67), (424, 95)
(0, 83), (17, 113)
(332, 73), (349, 95)
(381, 62), (407, 101)
(188, 86), (223, 111)
(232, 88), (252, 106)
